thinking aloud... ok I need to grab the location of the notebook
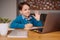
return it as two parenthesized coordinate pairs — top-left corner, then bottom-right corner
(7, 30), (28, 38)
(30, 27), (43, 29)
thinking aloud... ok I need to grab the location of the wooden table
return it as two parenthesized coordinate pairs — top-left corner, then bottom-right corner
(0, 30), (60, 40)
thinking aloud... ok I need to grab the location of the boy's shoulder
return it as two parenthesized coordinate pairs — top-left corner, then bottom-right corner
(17, 15), (22, 17)
(16, 15), (22, 19)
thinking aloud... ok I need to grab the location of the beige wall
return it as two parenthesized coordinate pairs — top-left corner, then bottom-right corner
(0, 0), (16, 20)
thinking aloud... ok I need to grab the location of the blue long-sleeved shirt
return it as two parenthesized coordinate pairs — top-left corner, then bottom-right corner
(10, 15), (43, 29)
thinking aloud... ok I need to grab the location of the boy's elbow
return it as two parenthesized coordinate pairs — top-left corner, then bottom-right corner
(10, 24), (15, 28)
(10, 22), (17, 28)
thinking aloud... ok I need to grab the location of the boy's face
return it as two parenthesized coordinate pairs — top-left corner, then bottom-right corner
(20, 4), (30, 17)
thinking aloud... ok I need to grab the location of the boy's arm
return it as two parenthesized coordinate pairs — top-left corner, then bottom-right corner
(32, 16), (43, 26)
(10, 16), (25, 29)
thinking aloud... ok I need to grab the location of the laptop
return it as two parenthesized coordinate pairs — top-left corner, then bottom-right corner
(42, 13), (60, 33)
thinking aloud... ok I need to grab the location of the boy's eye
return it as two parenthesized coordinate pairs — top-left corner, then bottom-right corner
(24, 9), (27, 11)
(24, 9), (30, 11)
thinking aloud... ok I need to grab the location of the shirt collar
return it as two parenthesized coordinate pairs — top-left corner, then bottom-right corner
(22, 15), (26, 19)
(22, 15), (32, 20)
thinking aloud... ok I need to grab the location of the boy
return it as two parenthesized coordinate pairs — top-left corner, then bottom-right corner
(10, 2), (43, 30)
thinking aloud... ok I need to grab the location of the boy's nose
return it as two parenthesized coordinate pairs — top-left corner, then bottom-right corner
(27, 11), (30, 13)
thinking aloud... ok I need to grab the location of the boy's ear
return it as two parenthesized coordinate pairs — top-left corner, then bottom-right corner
(19, 10), (22, 14)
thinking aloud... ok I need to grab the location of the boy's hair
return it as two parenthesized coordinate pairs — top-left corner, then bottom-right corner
(18, 2), (30, 10)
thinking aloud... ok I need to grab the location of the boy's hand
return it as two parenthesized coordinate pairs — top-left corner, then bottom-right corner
(24, 23), (33, 30)
(33, 11), (41, 21)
